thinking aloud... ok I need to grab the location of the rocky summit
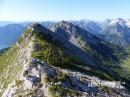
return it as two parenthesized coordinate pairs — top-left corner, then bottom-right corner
(0, 22), (130, 97)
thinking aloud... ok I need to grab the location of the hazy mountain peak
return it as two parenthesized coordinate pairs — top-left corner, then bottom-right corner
(50, 20), (80, 38)
(51, 20), (74, 29)
(107, 18), (126, 26)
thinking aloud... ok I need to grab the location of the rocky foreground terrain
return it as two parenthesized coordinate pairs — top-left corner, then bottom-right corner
(0, 22), (130, 97)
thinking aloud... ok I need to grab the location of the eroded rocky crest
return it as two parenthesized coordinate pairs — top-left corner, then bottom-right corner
(1, 23), (130, 97)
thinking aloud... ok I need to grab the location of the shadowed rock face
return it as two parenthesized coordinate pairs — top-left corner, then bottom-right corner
(50, 21), (115, 54)
(50, 21), (121, 64)
(30, 23), (51, 33)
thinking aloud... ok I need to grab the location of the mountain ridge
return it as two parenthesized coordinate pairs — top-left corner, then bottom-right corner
(0, 22), (130, 97)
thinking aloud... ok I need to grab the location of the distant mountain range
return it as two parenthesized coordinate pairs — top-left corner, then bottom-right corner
(0, 18), (130, 49)
(0, 23), (25, 49)
(0, 21), (55, 49)
(0, 21), (14, 27)
(72, 18), (130, 47)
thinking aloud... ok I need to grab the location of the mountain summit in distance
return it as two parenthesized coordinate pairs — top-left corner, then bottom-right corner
(0, 21), (130, 97)
(73, 18), (130, 47)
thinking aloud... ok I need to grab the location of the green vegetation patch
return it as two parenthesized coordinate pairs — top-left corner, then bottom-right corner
(0, 45), (22, 96)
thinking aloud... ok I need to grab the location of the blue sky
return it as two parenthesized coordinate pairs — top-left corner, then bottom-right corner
(0, 0), (130, 21)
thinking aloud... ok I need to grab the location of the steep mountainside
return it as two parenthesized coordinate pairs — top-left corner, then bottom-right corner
(70, 19), (130, 82)
(50, 21), (127, 72)
(0, 22), (130, 97)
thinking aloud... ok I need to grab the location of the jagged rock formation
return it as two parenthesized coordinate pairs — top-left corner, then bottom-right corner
(0, 22), (130, 97)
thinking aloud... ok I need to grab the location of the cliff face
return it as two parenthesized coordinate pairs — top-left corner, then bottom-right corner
(0, 23), (130, 97)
